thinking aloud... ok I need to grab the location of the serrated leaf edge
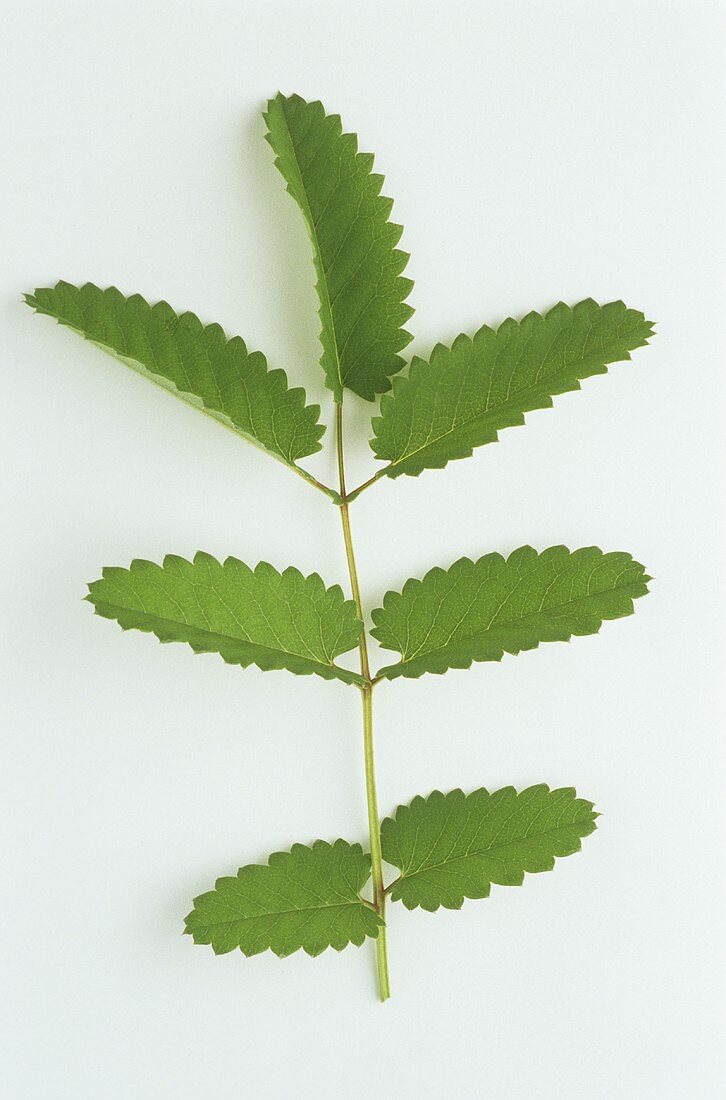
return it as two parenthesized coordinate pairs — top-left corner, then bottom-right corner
(264, 92), (414, 401)
(184, 838), (382, 958)
(371, 545), (651, 681)
(86, 552), (366, 687)
(24, 282), (326, 469)
(382, 785), (599, 912)
(369, 298), (655, 477)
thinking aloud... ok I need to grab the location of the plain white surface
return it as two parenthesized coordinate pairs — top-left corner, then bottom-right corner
(2, 2), (724, 1097)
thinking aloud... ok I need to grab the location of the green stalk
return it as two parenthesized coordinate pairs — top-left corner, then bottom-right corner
(341, 467), (387, 502)
(290, 461), (341, 503)
(335, 400), (390, 1002)
(360, 682), (389, 999)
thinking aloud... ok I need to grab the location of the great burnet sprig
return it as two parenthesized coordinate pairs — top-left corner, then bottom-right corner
(26, 91), (654, 1002)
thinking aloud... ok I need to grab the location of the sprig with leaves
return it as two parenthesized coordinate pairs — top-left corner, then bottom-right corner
(26, 92), (653, 1001)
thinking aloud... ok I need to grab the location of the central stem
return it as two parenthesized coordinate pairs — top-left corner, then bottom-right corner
(335, 400), (390, 1002)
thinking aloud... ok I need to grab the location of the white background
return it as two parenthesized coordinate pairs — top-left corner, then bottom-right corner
(2, 2), (724, 1097)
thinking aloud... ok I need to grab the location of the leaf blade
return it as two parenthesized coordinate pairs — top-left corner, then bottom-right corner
(25, 282), (325, 468)
(87, 553), (365, 685)
(370, 299), (654, 478)
(185, 839), (381, 957)
(264, 92), (413, 401)
(371, 544), (650, 681)
(382, 786), (598, 911)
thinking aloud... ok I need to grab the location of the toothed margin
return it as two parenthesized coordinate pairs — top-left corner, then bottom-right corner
(264, 92), (414, 401)
(86, 552), (366, 686)
(184, 839), (382, 957)
(381, 785), (599, 911)
(371, 544), (651, 680)
(24, 282), (326, 464)
(370, 298), (655, 477)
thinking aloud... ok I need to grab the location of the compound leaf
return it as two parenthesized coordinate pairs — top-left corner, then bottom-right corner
(87, 553), (365, 685)
(371, 544), (650, 681)
(264, 92), (413, 401)
(369, 299), (654, 479)
(25, 282), (325, 468)
(185, 839), (381, 957)
(382, 786), (598, 911)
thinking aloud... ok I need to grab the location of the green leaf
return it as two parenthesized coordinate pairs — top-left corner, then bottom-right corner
(371, 544), (650, 681)
(369, 299), (654, 479)
(87, 553), (365, 685)
(382, 786), (598, 911)
(25, 282), (326, 469)
(185, 839), (382, 957)
(264, 92), (414, 401)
